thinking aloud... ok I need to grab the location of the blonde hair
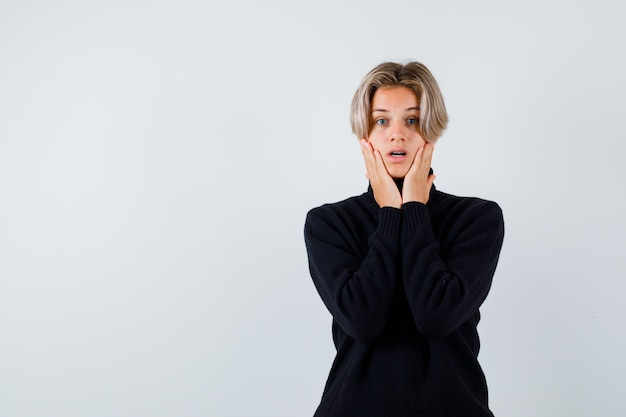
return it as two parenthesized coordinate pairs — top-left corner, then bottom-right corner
(350, 61), (449, 143)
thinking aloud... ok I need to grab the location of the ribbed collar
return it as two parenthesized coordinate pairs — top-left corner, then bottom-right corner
(365, 168), (436, 208)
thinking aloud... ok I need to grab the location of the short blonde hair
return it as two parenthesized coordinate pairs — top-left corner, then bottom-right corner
(350, 61), (449, 143)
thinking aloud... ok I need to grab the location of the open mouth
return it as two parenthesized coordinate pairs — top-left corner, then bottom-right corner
(390, 151), (406, 157)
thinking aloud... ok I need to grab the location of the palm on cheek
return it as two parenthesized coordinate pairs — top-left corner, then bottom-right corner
(360, 139), (402, 209)
(402, 142), (435, 204)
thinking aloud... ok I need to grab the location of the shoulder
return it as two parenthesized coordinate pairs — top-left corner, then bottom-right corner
(304, 191), (378, 245)
(430, 189), (504, 229)
(432, 188), (501, 212)
(306, 192), (371, 224)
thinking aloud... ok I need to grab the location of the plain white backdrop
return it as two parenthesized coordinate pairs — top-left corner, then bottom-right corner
(1, 0), (625, 416)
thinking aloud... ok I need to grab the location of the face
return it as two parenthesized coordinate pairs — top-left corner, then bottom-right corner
(367, 86), (426, 179)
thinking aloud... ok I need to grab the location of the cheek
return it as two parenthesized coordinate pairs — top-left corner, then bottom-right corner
(415, 134), (426, 148)
(366, 134), (382, 148)
(408, 133), (426, 148)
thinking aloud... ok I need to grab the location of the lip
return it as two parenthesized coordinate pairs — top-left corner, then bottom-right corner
(387, 147), (409, 163)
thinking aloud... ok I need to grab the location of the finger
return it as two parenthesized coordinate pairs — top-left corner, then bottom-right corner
(422, 142), (435, 166)
(417, 145), (433, 176)
(360, 139), (376, 161)
(373, 149), (384, 164)
(406, 146), (424, 177)
(415, 144), (433, 176)
(359, 139), (369, 157)
(373, 149), (391, 176)
(360, 139), (376, 174)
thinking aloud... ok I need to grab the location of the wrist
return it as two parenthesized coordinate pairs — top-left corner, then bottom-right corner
(402, 192), (427, 205)
(378, 197), (402, 209)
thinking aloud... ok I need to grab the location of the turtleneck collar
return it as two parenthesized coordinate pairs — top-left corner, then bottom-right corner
(366, 168), (436, 207)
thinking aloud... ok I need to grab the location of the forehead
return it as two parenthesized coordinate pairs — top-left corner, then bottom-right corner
(371, 86), (419, 110)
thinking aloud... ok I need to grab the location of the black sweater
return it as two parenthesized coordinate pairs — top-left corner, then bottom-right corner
(304, 183), (504, 417)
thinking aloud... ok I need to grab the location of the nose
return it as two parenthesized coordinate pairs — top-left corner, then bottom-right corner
(389, 120), (406, 141)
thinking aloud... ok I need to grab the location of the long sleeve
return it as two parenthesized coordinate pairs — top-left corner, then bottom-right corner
(306, 189), (502, 417)
(304, 205), (402, 343)
(400, 200), (505, 338)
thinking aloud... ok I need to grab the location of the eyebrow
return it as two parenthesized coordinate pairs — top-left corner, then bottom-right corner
(372, 106), (420, 112)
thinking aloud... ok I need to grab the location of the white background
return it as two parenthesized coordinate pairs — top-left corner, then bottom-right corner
(1, 1), (625, 416)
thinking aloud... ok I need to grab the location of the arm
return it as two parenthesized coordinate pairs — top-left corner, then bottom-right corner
(304, 206), (402, 343)
(400, 200), (505, 338)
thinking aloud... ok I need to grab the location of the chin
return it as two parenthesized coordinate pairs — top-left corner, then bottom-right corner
(389, 169), (409, 179)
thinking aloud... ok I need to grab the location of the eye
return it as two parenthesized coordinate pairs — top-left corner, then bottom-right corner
(407, 117), (419, 125)
(375, 118), (388, 126)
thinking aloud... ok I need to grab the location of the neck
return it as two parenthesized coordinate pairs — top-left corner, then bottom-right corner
(393, 178), (404, 192)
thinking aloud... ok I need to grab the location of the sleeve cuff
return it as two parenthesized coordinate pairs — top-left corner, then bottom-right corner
(377, 207), (402, 238)
(402, 202), (431, 233)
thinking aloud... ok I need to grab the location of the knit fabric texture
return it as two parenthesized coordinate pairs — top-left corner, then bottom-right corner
(304, 183), (505, 417)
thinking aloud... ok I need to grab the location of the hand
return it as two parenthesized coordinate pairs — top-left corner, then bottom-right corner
(360, 139), (402, 209)
(402, 143), (436, 205)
